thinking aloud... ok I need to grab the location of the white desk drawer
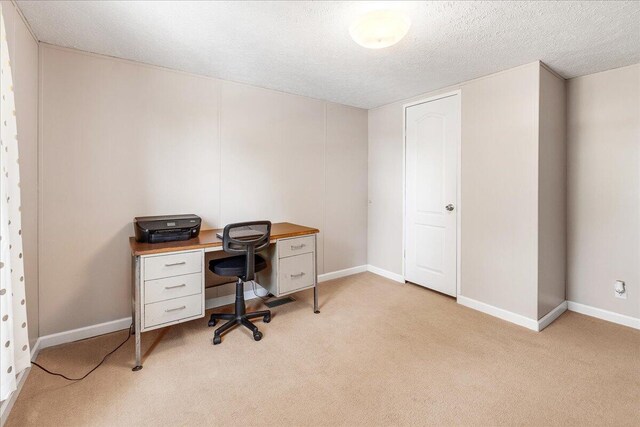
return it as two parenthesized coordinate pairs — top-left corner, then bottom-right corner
(278, 236), (314, 258)
(279, 252), (314, 294)
(144, 272), (202, 304)
(144, 294), (202, 329)
(144, 251), (201, 280)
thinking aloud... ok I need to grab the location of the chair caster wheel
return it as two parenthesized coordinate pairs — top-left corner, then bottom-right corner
(253, 331), (263, 341)
(213, 335), (222, 345)
(208, 319), (217, 327)
(263, 315), (271, 323)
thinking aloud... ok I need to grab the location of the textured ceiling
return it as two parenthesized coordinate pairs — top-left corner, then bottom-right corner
(16, 1), (640, 109)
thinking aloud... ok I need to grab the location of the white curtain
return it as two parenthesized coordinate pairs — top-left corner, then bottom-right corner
(0, 8), (31, 401)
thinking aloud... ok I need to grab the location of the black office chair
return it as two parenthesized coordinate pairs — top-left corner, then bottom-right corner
(208, 221), (272, 344)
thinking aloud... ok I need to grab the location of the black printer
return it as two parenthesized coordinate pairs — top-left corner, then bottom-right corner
(134, 214), (201, 243)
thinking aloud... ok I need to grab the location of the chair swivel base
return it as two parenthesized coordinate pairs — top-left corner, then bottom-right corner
(208, 310), (271, 344)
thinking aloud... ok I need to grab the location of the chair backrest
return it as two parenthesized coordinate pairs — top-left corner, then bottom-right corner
(221, 221), (271, 281)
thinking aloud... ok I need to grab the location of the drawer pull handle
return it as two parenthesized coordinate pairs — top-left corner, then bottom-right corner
(164, 261), (186, 267)
(165, 305), (186, 313)
(290, 244), (306, 250)
(164, 284), (186, 290)
(290, 272), (305, 279)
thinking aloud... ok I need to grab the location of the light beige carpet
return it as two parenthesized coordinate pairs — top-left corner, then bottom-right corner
(6, 272), (640, 426)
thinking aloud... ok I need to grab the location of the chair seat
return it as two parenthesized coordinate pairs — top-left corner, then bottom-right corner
(209, 254), (267, 278)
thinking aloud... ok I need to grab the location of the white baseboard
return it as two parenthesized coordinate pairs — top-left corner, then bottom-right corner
(204, 287), (266, 310)
(35, 292), (265, 353)
(38, 317), (133, 351)
(30, 338), (41, 362)
(318, 265), (367, 282)
(366, 265), (405, 283)
(34, 265), (368, 352)
(537, 301), (568, 331)
(567, 301), (640, 330)
(457, 297), (567, 332)
(0, 366), (30, 427)
(457, 295), (539, 331)
(1, 340), (44, 426)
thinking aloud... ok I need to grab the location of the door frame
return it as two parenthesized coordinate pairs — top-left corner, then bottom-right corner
(402, 90), (462, 297)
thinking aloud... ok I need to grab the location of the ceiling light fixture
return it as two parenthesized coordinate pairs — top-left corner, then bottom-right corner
(349, 9), (411, 49)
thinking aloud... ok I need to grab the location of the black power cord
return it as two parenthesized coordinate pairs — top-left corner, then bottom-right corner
(31, 324), (133, 381)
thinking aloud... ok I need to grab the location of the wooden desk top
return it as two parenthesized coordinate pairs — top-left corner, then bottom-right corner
(129, 222), (319, 256)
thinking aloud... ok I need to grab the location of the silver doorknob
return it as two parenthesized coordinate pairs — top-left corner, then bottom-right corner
(445, 204), (455, 212)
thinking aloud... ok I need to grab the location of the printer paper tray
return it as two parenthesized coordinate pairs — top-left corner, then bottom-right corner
(149, 230), (192, 243)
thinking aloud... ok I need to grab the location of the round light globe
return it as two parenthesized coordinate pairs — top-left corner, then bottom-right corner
(349, 10), (411, 49)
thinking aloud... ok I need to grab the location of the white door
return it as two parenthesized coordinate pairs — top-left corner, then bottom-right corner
(405, 94), (459, 296)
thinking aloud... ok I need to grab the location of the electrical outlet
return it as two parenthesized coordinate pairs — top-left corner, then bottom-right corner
(614, 280), (627, 299)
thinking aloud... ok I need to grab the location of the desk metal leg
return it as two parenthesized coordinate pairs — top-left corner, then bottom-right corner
(131, 255), (136, 334)
(314, 235), (320, 314)
(133, 256), (143, 371)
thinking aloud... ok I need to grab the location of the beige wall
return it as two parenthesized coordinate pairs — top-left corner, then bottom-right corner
(325, 103), (368, 272)
(367, 103), (404, 275)
(538, 66), (567, 318)
(567, 64), (640, 318)
(368, 62), (567, 321)
(460, 63), (540, 320)
(2, 1), (38, 346)
(39, 44), (367, 335)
